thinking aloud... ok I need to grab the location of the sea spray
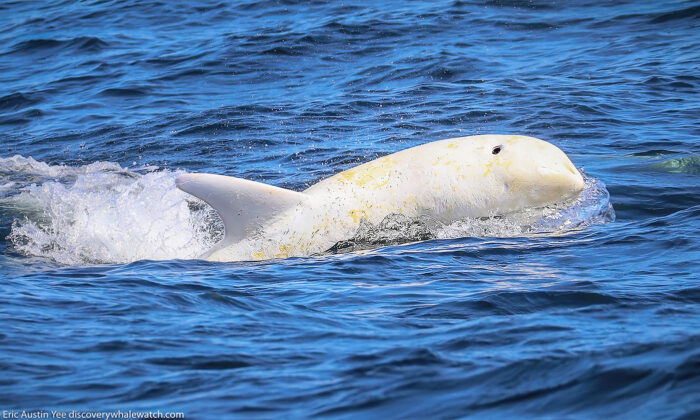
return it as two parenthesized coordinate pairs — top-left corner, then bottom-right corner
(2, 156), (220, 265)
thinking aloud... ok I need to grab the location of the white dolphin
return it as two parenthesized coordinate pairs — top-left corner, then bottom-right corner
(176, 135), (585, 261)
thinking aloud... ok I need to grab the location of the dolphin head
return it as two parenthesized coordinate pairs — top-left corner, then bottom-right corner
(479, 135), (585, 212)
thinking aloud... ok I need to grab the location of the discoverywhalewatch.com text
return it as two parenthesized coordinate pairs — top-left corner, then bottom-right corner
(2, 410), (185, 419)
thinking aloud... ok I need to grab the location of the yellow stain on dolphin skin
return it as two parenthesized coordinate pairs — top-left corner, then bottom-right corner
(349, 209), (368, 223)
(483, 155), (513, 177)
(483, 160), (495, 177)
(402, 195), (418, 207)
(338, 158), (396, 188)
(275, 243), (294, 258)
(432, 154), (457, 167)
(253, 252), (265, 259)
(374, 178), (390, 189)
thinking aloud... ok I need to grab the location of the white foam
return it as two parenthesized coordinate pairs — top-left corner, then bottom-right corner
(2, 156), (220, 265)
(0, 155), (66, 178)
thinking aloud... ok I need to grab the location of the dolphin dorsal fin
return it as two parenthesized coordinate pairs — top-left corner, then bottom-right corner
(176, 173), (308, 248)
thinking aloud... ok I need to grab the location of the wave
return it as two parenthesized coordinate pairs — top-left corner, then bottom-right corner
(8, 36), (108, 55)
(0, 92), (42, 112)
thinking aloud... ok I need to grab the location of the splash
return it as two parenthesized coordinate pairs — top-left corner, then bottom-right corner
(2, 156), (221, 265)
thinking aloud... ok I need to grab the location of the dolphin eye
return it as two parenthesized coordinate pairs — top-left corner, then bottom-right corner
(492, 145), (502, 155)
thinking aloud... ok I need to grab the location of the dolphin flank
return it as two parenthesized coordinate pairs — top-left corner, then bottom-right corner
(176, 135), (585, 261)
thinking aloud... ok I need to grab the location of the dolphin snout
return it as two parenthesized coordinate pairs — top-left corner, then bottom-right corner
(571, 167), (585, 191)
(538, 162), (585, 194)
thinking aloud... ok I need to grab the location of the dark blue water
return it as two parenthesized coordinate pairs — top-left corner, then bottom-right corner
(1, 0), (699, 418)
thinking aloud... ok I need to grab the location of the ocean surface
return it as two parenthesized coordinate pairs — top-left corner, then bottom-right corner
(1, 0), (699, 418)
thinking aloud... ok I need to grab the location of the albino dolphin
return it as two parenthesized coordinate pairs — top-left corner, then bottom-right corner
(176, 135), (585, 261)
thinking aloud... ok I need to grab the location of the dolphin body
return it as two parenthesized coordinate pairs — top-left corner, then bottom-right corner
(176, 135), (585, 261)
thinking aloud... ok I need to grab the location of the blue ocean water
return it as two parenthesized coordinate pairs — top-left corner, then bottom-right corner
(1, 0), (699, 418)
